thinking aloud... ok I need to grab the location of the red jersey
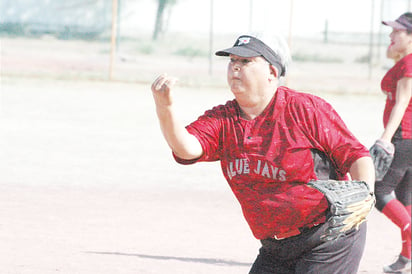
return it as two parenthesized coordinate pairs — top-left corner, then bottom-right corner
(381, 53), (412, 140)
(175, 87), (370, 239)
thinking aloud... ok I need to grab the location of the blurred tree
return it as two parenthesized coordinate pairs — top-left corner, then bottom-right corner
(153, 0), (176, 40)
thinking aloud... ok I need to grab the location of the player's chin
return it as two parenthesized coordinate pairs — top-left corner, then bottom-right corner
(230, 88), (247, 97)
(229, 83), (246, 95)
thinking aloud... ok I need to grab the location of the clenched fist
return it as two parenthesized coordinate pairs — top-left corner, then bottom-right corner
(151, 73), (178, 107)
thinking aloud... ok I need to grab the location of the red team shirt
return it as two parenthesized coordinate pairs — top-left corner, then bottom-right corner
(381, 53), (412, 140)
(175, 87), (369, 239)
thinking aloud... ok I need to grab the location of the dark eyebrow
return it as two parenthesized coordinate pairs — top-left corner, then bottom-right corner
(230, 57), (252, 64)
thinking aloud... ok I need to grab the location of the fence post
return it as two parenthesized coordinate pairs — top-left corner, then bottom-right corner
(209, 0), (214, 76)
(109, 0), (118, 80)
(368, 0), (375, 79)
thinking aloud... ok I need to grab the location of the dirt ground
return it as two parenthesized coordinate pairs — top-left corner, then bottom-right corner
(1, 73), (404, 273)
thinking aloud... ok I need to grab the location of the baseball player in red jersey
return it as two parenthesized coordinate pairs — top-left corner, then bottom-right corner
(151, 33), (375, 273)
(374, 12), (412, 273)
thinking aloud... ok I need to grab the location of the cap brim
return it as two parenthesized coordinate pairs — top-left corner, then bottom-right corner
(382, 20), (407, 30)
(215, 47), (260, 57)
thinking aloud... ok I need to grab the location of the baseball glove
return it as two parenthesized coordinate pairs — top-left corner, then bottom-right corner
(369, 139), (395, 181)
(308, 180), (375, 241)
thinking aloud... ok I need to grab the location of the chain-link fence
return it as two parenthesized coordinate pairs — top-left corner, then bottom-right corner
(1, 0), (411, 93)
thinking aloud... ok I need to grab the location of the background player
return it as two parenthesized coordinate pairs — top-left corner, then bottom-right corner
(151, 33), (375, 273)
(374, 12), (412, 273)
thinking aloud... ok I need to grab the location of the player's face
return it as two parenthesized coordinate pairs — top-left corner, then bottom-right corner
(388, 28), (412, 58)
(386, 43), (401, 61)
(227, 55), (273, 100)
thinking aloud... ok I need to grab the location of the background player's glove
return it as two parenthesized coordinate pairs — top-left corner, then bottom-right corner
(308, 180), (375, 241)
(369, 139), (394, 181)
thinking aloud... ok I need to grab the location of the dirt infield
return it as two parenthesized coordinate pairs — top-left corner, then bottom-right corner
(1, 76), (401, 273)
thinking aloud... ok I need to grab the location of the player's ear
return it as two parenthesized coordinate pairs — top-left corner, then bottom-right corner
(269, 64), (278, 79)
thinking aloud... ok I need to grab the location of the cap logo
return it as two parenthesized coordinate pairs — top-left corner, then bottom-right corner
(238, 37), (251, 45)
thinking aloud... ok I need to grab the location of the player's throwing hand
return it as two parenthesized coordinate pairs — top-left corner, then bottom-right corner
(151, 73), (178, 107)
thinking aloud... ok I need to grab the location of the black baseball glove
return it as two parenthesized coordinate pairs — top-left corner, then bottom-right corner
(369, 139), (395, 181)
(308, 180), (375, 241)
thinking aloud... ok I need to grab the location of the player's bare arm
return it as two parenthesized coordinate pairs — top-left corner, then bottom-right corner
(349, 156), (376, 189)
(380, 77), (412, 142)
(151, 74), (203, 160)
